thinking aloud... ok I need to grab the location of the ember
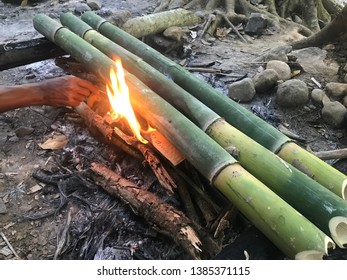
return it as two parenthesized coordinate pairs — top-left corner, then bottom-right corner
(106, 58), (148, 144)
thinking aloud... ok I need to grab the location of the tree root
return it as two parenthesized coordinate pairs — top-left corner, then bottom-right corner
(154, 0), (343, 39)
(290, 4), (347, 50)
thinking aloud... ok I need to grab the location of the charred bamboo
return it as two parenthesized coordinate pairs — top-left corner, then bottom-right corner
(80, 11), (347, 200)
(34, 14), (336, 259)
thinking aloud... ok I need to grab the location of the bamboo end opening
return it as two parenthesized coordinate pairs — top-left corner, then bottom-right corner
(295, 237), (335, 260)
(342, 178), (347, 200)
(329, 216), (347, 248)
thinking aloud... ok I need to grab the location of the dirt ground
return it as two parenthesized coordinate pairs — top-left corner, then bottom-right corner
(1, 0), (347, 260)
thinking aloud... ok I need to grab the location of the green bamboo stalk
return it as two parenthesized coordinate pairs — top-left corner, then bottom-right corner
(34, 13), (335, 259)
(80, 11), (347, 200)
(59, 12), (347, 249)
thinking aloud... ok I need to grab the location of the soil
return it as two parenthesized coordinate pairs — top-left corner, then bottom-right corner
(1, 0), (347, 260)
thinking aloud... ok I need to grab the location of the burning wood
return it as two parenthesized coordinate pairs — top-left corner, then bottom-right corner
(75, 101), (177, 195)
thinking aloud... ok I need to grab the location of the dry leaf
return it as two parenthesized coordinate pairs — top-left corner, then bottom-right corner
(38, 134), (68, 150)
(27, 183), (45, 194)
(291, 69), (301, 77)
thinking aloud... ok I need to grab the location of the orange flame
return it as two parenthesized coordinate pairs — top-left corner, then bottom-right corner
(106, 58), (148, 144)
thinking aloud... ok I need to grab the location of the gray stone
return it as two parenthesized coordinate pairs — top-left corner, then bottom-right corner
(259, 45), (292, 62)
(311, 89), (327, 104)
(291, 47), (339, 81)
(245, 13), (268, 36)
(321, 100), (347, 128)
(325, 82), (347, 99)
(86, 0), (102, 10)
(0, 198), (7, 214)
(275, 79), (309, 107)
(253, 69), (279, 93)
(74, 3), (91, 15)
(266, 60), (291, 81)
(15, 126), (34, 137)
(8, 135), (19, 143)
(163, 26), (185, 41)
(228, 78), (256, 103)
(109, 10), (132, 27)
(342, 95), (347, 108)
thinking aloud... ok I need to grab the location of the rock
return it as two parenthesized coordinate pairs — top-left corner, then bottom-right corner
(86, 0), (102, 10)
(0, 247), (12, 257)
(163, 26), (185, 41)
(260, 45), (292, 62)
(228, 78), (256, 103)
(266, 60), (291, 81)
(253, 69), (279, 93)
(275, 79), (309, 107)
(0, 198), (7, 214)
(15, 126), (34, 137)
(8, 135), (19, 142)
(109, 10), (131, 27)
(74, 3), (91, 15)
(244, 13), (268, 36)
(342, 95), (347, 108)
(325, 82), (347, 99)
(291, 47), (339, 81)
(321, 100), (347, 128)
(311, 89), (327, 104)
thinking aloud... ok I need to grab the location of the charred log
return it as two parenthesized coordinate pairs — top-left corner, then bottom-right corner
(0, 37), (65, 71)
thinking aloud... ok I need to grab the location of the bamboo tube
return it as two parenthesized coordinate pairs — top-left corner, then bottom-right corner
(34, 14), (335, 259)
(59, 12), (347, 249)
(80, 11), (347, 199)
(121, 8), (202, 38)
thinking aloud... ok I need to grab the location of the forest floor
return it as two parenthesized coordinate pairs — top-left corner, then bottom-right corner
(1, 0), (347, 260)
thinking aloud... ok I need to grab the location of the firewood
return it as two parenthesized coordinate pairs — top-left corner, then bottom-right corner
(75, 102), (142, 160)
(90, 162), (213, 259)
(314, 148), (347, 160)
(0, 37), (65, 71)
(75, 102), (176, 195)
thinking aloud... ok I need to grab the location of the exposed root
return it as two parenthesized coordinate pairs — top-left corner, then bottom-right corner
(290, 4), (347, 50)
(154, 0), (343, 37)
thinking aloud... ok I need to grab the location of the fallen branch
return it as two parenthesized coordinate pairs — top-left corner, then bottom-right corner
(0, 37), (65, 71)
(0, 231), (21, 259)
(185, 66), (222, 74)
(216, 10), (249, 44)
(314, 148), (347, 160)
(90, 162), (218, 259)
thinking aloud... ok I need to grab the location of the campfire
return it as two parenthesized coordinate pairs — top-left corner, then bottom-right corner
(106, 58), (149, 145)
(26, 11), (347, 260)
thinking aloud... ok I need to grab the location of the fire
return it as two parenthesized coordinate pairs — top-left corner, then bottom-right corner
(106, 58), (148, 144)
